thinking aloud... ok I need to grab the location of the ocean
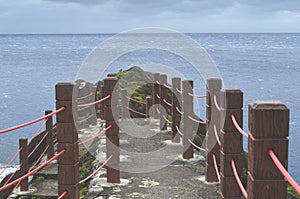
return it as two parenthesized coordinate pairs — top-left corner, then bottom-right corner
(0, 33), (300, 182)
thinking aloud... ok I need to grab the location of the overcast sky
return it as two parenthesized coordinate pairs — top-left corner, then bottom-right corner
(0, 0), (300, 33)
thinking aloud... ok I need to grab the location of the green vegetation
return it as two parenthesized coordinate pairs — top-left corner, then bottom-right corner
(288, 185), (300, 198)
(35, 176), (45, 182)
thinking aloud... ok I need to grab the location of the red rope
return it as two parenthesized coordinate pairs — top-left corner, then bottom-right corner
(175, 106), (183, 115)
(125, 95), (146, 105)
(3, 163), (21, 186)
(188, 115), (207, 125)
(188, 93), (206, 98)
(175, 125), (183, 136)
(162, 115), (172, 124)
(231, 159), (248, 199)
(126, 106), (147, 116)
(30, 145), (49, 171)
(0, 150), (66, 191)
(79, 155), (113, 184)
(79, 125), (112, 146)
(7, 181), (20, 198)
(0, 147), (22, 176)
(188, 139), (206, 152)
(78, 95), (111, 109)
(156, 93), (161, 99)
(163, 99), (172, 107)
(28, 118), (48, 143)
(213, 95), (221, 111)
(176, 87), (182, 94)
(28, 131), (49, 158)
(156, 107), (161, 114)
(231, 115), (248, 139)
(269, 150), (300, 195)
(213, 124), (221, 146)
(58, 191), (68, 199)
(77, 92), (93, 101)
(163, 83), (172, 89)
(0, 107), (65, 135)
(212, 154), (220, 182)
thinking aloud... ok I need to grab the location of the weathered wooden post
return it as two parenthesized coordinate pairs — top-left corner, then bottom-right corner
(153, 73), (160, 119)
(19, 138), (28, 191)
(248, 101), (289, 199)
(220, 89), (243, 199)
(159, 74), (168, 130)
(205, 78), (222, 182)
(146, 97), (153, 118)
(182, 80), (194, 159)
(171, 77), (181, 143)
(45, 110), (54, 159)
(56, 83), (79, 199)
(121, 89), (129, 119)
(103, 77), (120, 183)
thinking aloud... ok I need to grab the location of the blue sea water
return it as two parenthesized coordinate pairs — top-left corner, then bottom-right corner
(0, 33), (300, 182)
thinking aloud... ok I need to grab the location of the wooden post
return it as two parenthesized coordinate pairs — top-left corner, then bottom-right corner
(121, 89), (129, 119)
(146, 97), (153, 118)
(247, 101), (289, 199)
(182, 80), (194, 159)
(153, 73), (160, 119)
(220, 89), (243, 199)
(19, 138), (28, 191)
(205, 78), (222, 182)
(171, 77), (181, 143)
(103, 77), (120, 183)
(56, 83), (79, 199)
(45, 110), (54, 159)
(159, 74), (168, 130)
(96, 81), (103, 119)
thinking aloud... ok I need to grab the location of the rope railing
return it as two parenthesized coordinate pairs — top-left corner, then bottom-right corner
(156, 107), (161, 114)
(124, 95), (146, 105)
(77, 113), (95, 125)
(7, 181), (20, 199)
(78, 125), (112, 146)
(0, 107), (65, 135)
(0, 149), (66, 191)
(188, 139), (206, 152)
(188, 93), (206, 99)
(79, 155), (113, 184)
(156, 80), (160, 85)
(0, 147), (22, 176)
(58, 191), (68, 199)
(212, 154), (220, 182)
(30, 145), (50, 171)
(162, 115), (172, 124)
(175, 106), (183, 115)
(156, 93), (161, 99)
(175, 125), (184, 137)
(231, 115), (249, 139)
(28, 119), (48, 143)
(162, 98), (172, 107)
(77, 92), (93, 101)
(213, 124), (221, 146)
(269, 150), (300, 195)
(187, 115), (207, 125)
(3, 163), (22, 186)
(163, 83), (172, 89)
(213, 95), (221, 112)
(126, 106), (147, 117)
(231, 159), (248, 199)
(78, 95), (111, 109)
(28, 131), (49, 158)
(176, 87), (182, 94)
